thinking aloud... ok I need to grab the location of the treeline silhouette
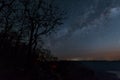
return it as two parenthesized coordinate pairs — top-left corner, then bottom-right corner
(0, 31), (58, 80)
(0, 0), (64, 80)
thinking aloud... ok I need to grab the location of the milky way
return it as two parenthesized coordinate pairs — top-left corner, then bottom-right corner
(46, 0), (120, 60)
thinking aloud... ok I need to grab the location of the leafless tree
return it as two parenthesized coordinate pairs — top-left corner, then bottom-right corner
(0, 0), (64, 79)
(0, 0), (64, 57)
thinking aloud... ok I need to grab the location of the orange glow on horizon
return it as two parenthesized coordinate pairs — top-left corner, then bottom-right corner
(61, 48), (120, 61)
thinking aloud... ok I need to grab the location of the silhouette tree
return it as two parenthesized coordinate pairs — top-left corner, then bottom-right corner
(0, 0), (64, 80)
(0, 0), (64, 59)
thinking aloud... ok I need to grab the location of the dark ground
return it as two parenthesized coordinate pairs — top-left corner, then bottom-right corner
(0, 61), (120, 80)
(47, 61), (120, 80)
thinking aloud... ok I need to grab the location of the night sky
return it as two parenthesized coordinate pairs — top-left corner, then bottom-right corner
(46, 0), (120, 60)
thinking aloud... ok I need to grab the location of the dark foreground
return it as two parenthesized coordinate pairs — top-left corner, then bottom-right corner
(0, 61), (120, 80)
(48, 61), (120, 80)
